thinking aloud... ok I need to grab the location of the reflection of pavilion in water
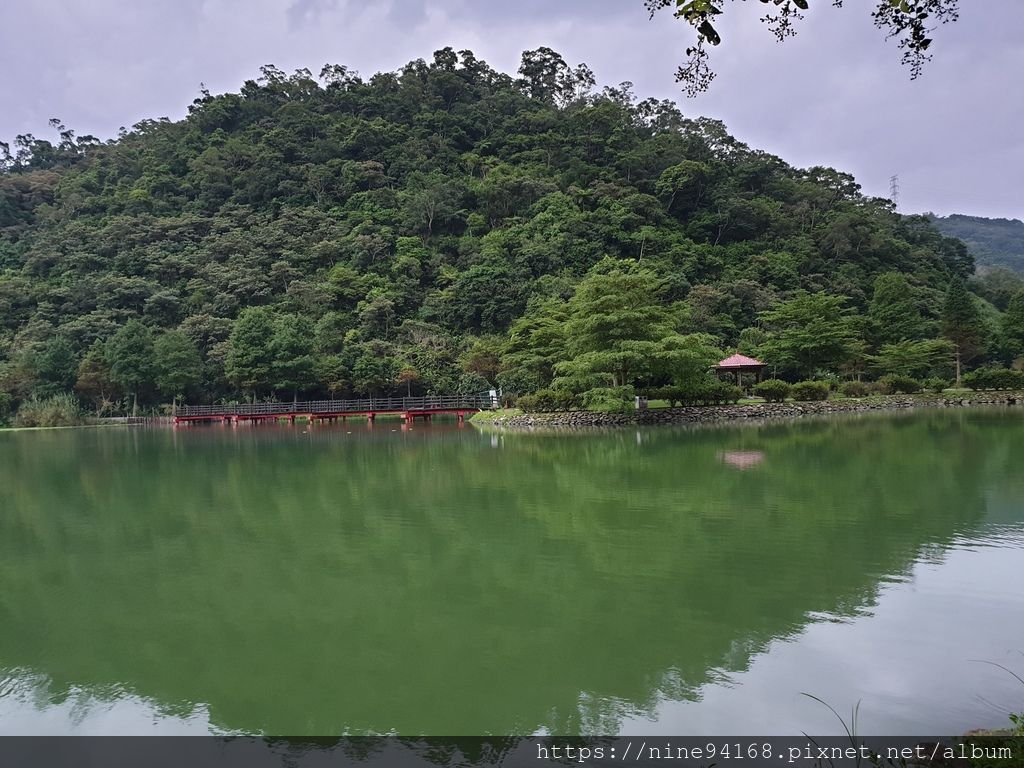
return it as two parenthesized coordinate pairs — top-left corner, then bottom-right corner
(717, 450), (766, 470)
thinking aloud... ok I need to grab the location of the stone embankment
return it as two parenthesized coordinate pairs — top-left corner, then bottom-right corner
(484, 392), (1024, 429)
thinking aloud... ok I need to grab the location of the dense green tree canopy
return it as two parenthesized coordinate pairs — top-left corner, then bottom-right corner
(0, 47), (1002, 417)
(552, 259), (720, 396)
(153, 330), (202, 405)
(1003, 290), (1024, 360)
(867, 272), (932, 346)
(758, 292), (859, 379)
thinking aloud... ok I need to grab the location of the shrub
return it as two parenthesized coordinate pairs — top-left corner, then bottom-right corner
(553, 389), (580, 411)
(582, 386), (635, 413)
(921, 377), (952, 393)
(962, 367), (1024, 391)
(754, 379), (791, 403)
(514, 394), (540, 412)
(790, 380), (831, 401)
(705, 381), (743, 404)
(516, 389), (580, 412)
(651, 380), (742, 406)
(645, 386), (683, 407)
(813, 372), (842, 391)
(13, 394), (86, 428)
(839, 381), (871, 398)
(876, 374), (922, 394)
(840, 380), (871, 397)
(516, 390), (551, 412)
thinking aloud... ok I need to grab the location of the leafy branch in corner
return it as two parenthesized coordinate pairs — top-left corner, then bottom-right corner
(644, 0), (961, 96)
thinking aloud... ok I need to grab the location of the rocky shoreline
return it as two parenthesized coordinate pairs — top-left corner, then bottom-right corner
(481, 392), (1024, 429)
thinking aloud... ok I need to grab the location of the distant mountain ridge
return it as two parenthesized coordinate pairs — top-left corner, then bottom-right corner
(929, 214), (1024, 274)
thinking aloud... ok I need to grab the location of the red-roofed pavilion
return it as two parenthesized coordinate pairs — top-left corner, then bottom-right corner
(714, 354), (767, 387)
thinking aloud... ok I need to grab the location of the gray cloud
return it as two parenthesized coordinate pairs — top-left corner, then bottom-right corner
(1, 0), (1020, 219)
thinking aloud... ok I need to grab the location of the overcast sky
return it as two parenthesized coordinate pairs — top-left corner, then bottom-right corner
(2, 0), (1021, 220)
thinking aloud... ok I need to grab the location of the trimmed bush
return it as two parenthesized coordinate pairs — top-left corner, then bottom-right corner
(839, 381), (871, 398)
(650, 380), (742, 406)
(753, 379), (791, 403)
(645, 386), (678, 406)
(707, 381), (744, 405)
(642, 379), (737, 406)
(790, 380), (831, 401)
(877, 374), (922, 394)
(962, 367), (1024, 391)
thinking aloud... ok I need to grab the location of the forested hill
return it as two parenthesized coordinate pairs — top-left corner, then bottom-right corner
(929, 214), (1024, 274)
(1, 47), (1013, 418)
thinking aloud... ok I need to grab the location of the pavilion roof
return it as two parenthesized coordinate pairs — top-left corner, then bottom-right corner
(716, 353), (765, 369)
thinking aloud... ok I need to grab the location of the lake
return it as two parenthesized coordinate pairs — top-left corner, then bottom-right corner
(1, 409), (1022, 736)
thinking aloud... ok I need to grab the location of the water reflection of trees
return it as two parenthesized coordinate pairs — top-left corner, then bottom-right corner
(0, 410), (1019, 735)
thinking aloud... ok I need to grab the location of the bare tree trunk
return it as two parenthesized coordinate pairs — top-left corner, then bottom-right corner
(955, 345), (962, 388)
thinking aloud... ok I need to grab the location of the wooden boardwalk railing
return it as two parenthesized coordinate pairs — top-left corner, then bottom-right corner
(173, 393), (498, 424)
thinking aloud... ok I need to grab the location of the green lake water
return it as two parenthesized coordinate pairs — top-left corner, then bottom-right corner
(1, 409), (1022, 736)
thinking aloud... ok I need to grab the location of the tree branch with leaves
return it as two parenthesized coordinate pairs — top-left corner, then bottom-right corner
(645, 0), (961, 96)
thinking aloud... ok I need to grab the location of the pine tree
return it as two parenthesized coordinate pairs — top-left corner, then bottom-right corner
(941, 278), (986, 387)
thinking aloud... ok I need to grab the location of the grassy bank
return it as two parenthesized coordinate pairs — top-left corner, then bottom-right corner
(473, 391), (1024, 430)
(469, 408), (523, 423)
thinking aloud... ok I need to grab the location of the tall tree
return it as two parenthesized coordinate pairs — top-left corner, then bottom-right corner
(153, 330), (203, 409)
(351, 340), (400, 396)
(74, 341), (120, 414)
(867, 272), (929, 346)
(759, 292), (860, 379)
(225, 307), (276, 401)
(105, 320), (155, 416)
(941, 278), (985, 387)
(554, 260), (719, 394)
(271, 314), (316, 402)
(32, 335), (77, 398)
(870, 339), (953, 379)
(500, 300), (570, 395)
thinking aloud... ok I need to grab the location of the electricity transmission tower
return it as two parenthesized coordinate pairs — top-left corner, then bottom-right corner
(889, 174), (900, 212)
